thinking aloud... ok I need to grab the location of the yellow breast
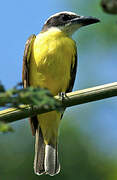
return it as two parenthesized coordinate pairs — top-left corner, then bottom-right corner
(29, 28), (76, 95)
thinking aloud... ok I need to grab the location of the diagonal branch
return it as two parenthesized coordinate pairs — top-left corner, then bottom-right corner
(0, 82), (117, 123)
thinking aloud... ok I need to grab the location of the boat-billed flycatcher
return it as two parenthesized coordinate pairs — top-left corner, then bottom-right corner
(22, 11), (100, 176)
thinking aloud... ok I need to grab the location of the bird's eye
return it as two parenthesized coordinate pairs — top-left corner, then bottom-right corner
(61, 14), (71, 21)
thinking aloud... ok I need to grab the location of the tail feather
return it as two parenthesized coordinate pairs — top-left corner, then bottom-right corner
(34, 125), (45, 175)
(34, 124), (60, 176)
(45, 144), (60, 176)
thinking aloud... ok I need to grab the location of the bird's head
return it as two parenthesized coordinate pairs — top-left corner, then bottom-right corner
(42, 11), (100, 36)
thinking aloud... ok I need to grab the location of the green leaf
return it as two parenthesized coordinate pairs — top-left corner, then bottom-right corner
(0, 82), (62, 111)
(0, 82), (5, 92)
(0, 122), (14, 133)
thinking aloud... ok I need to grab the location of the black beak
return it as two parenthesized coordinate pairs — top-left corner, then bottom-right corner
(72, 16), (100, 26)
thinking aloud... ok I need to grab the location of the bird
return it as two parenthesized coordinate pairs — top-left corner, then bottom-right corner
(22, 11), (100, 176)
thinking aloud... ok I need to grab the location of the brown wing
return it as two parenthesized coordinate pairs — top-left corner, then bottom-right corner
(22, 34), (36, 88)
(61, 51), (77, 119)
(22, 34), (38, 136)
(66, 53), (77, 93)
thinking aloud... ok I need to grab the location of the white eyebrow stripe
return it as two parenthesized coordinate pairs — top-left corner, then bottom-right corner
(44, 11), (78, 25)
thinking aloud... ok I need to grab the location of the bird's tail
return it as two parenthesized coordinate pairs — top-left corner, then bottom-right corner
(34, 124), (60, 176)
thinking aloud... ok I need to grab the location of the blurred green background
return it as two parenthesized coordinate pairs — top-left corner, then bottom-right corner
(0, 0), (117, 179)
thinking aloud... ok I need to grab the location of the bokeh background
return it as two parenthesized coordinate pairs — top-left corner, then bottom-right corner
(0, 0), (117, 179)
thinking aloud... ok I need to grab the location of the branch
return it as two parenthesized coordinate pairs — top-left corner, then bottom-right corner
(0, 82), (117, 123)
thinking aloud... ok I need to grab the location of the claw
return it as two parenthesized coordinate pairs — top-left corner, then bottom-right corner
(58, 92), (69, 102)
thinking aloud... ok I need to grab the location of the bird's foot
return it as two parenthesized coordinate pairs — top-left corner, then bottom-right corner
(58, 92), (69, 102)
